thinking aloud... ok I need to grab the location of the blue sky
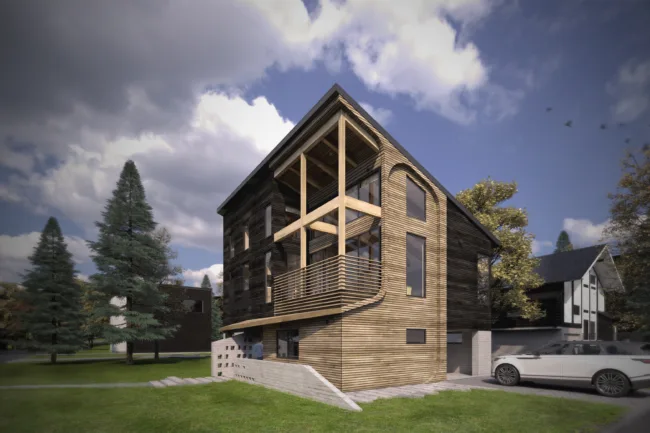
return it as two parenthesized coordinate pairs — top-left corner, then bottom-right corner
(1, 0), (649, 288)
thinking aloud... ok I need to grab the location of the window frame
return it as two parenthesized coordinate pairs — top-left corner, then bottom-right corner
(265, 205), (272, 238)
(406, 176), (426, 221)
(276, 329), (299, 359)
(243, 225), (249, 250)
(406, 328), (426, 344)
(406, 232), (426, 298)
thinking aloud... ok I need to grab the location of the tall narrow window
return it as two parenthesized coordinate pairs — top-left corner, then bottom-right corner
(406, 233), (425, 297)
(228, 235), (234, 259)
(406, 177), (426, 221)
(277, 329), (299, 359)
(265, 205), (272, 238)
(265, 251), (272, 303)
(477, 254), (490, 306)
(243, 263), (249, 291)
(243, 225), (249, 250)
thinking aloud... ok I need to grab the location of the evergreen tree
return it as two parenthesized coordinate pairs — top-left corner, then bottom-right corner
(201, 275), (211, 290)
(456, 178), (545, 321)
(79, 278), (108, 349)
(554, 230), (574, 253)
(88, 160), (175, 364)
(18, 217), (85, 363)
(212, 297), (222, 341)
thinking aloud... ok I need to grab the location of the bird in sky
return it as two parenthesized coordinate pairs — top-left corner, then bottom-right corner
(600, 123), (607, 130)
(564, 120), (573, 127)
(546, 107), (553, 112)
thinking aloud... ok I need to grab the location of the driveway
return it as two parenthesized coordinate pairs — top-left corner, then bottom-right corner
(447, 376), (650, 433)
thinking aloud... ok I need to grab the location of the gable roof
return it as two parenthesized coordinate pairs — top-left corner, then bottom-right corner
(217, 83), (499, 247)
(534, 244), (606, 284)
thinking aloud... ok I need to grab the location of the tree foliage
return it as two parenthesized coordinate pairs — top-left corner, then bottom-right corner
(604, 147), (650, 333)
(201, 275), (211, 290)
(456, 178), (544, 321)
(0, 283), (29, 347)
(18, 217), (85, 363)
(554, 230), (574, 253)
(204, 272), (223, 341)
(78, 278), (108, 349)
(87, 160), (176, 364)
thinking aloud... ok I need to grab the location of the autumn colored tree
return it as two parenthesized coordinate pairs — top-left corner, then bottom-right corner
(456, 178), (544, 321)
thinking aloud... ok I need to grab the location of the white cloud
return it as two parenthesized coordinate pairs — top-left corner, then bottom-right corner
(532, 239), (553, 255)
(183, 264), (224, 295)
(0, 232), (91, 282)
(607, 59), (650, 123)
(563, 218), (612, 247)
(360, 102), (393, 125)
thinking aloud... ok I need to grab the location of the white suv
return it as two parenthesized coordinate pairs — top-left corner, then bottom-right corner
(492, 341), (650, 397)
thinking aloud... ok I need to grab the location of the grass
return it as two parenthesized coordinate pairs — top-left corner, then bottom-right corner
(0, 357), (210, 385)
(0, 381), (625, 433)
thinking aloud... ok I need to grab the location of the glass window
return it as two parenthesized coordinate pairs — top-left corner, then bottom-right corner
(345, 172), (380, 223)
(285, 207), (300, 241)
(183, 300), (203, 313)
(406, 233), (425, 297)
(590, 274), (596, 286)
(535, 342), (569, 355)
(406, 177), (426, 221)
(572, 305), (580, 315)
(277, 330), (299, 359)
(346, 185), (360, 222)
(477, 254), (490, 305)
(570, 343), (601, 355)
(228, 236), (234, 259)
(265, 205), (272, 237)
(243, 226), (249, 250)
(345, 237), (358, 257)
(265, 252), (272, 303)
(447, 333), (462, 344)
(243, 263), (249, 291)
(406, 329), (426, 344)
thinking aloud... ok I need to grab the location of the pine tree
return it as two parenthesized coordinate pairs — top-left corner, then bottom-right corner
(18, 217), (85, 363)
(554, 230), (574, 253)
(88, 160), (175, 364)
(212, 297), (222, 341)
(201, 275), (211, 290)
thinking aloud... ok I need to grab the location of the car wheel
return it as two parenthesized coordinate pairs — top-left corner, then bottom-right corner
(495, 364), (520, 387)
(594, 370), (631, 398)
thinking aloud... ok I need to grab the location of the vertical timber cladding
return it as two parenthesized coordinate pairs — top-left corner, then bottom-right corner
(339, 98), (448, 392)
(262, 316), (343, 390)
(446, 201), (492, 331)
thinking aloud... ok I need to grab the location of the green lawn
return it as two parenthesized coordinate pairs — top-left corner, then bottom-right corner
(0, 357), (210, 385)
(0, 381), (625, 433)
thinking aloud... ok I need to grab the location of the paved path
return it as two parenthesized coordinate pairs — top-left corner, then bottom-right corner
(346, 381), (495, 403)
(446, 375), (650, 410)
(0, 376), (228, 390)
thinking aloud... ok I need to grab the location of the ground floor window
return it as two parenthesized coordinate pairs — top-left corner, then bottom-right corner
(406, 328), (426, 344)
(277, 329), (299, 359)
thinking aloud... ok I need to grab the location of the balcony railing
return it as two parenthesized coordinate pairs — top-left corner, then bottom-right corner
(273, 255), (382, 316)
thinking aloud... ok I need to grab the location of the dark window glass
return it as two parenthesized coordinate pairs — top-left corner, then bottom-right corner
(572, 304), (580, 315)
(447, 333), (462, 344)
(346, 172), (380, 223)
(228, 236), (234, 259)
(277, 330), (299, 359)
(590, 274), (596, 286)
(477, 254), (490, 305)
(183, 300), (203, 313)
(243, 263), (249, 291)
(265, 252), (272, 303)
(346, 237), (358, 256)
(285, 207), (300, 241)
(536, 343), (569, 355)
(406, 233), (425, 297)
(406, 177), (426, 221)
(265, 205), (272, 237)
(570, 343), (601, 355)
(346, 185), (359, 222)
(406, 329), (426, 344)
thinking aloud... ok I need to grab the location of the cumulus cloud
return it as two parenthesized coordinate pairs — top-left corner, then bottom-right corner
(360, 102), (393, 125)
(532, 239), (553, 255)
(563, 218), (612, 247)
(606, 59), (650, 123)
(183, 264), (224, 296)
(0, 232), (92, 282)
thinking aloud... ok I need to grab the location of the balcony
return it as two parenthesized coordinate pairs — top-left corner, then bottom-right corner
(273, 255), (382, 316)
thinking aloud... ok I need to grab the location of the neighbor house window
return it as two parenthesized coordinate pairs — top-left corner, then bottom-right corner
(477, 254), (490, 306)
(265, 251), (272, 303)
(243, 225), (249, 250)
(183, 300), (203, 313)
(406, 329), (426, 344)
(572, 305), (580, 315)
(243, 263), (249, 291)
(265, 205), (272, 237)
(590, 274), (596, 286)
(406, 176), (426, 221)
(277, 330), (299, 359)
(406, 233), (425, 297)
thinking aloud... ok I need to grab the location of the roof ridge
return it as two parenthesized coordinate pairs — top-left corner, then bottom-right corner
(535, 243), (605, 259)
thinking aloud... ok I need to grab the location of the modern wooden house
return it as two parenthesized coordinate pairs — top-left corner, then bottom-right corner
(217, 84), (499, 391)
(492, 244), (623, 356)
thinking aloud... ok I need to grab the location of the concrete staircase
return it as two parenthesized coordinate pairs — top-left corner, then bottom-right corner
(149, 376), (229, 388)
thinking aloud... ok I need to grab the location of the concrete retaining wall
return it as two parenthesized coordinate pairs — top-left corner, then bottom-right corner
(211, 339), (361, 411)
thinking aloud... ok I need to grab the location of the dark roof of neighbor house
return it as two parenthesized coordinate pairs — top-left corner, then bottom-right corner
(534, 244), (606, 284)
(216, 83), (500, 246)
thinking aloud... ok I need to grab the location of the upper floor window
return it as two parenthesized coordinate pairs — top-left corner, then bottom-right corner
(589, 274), (596, 286)
(477, 254), (490, 305)
(243, 263), (250, 291)
(265, 205), (272, 238)
(265, 251), (273, 303)
(183, 299), (204, 313)
(406, 176), (426, 221)
(346, 172), (380, 222)
(243, 225), (249, 250)
(406, 233), (425, 297)
(228, 235), (234, 259)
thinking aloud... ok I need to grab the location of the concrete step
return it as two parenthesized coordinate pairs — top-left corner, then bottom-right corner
(150, 381), (166, 388)
(166, 376), (185, 384)
(184, 378), (200, 385)
(160, 379), (178, 386)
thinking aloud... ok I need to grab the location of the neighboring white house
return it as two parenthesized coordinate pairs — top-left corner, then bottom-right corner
(109, 296), (126, 353)
(492, 244), (624, 356)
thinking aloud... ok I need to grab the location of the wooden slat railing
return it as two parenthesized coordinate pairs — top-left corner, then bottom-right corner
(273, 255), (382, 316)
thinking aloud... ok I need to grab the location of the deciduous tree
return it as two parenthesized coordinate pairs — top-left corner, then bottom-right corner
(456, 178), (544, 321)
